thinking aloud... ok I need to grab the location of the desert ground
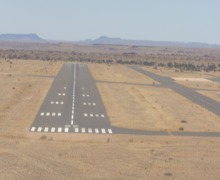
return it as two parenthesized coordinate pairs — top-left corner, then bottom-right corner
(0, 59), (220, 180)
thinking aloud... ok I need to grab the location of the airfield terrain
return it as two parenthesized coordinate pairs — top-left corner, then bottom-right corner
(0, 54), (220, 179)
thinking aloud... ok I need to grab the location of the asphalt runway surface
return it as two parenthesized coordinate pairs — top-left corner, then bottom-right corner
(30, 63), (112, 134)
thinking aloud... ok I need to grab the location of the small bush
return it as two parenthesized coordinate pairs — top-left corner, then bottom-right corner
(129, 139), (134, 143)
(179, 127), (184, 131)
(181, 120), (187, 124)
(40, 135), (47, 140)
(164, 172), (173, 177)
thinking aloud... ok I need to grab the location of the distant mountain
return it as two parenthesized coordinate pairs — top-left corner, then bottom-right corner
(0, 33), (44, 42)
(80, 36), (220, 48)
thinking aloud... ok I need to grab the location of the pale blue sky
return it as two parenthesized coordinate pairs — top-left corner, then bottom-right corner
(0, 0), (220, 44)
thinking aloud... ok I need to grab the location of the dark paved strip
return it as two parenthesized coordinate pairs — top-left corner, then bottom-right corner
(172, 131), (220, 137)
(193, 88), (220, 92)
(113, 127), (220, 137)
(30, 63), (112, 134)
(96, 80), (162, 87)
(129, 66), (220, 116)
(112, 127), (169, 136)
(208, 78), (220, 82)
(74, 64), (112, 129)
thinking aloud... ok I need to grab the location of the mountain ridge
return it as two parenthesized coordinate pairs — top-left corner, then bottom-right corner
(0, 33), (44, 42)
(79, 36), (220, 49)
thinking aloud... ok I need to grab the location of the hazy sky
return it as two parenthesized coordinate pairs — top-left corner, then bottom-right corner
(1, 0), (220, 44)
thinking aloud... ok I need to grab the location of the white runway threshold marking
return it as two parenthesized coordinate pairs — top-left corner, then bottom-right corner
(40, 112), (63, 117)
(88, 128), (92, 133)
(37, 127), (42, 132)
(30, 127), (113, 134)
(81, 128), (85, 133)
(65, 128), (69, 133)
(75, 128), (79, 133)
(51, 127), (55, 132)
(101, 129), (106, 134)
(58, 127), (62, 133)
(108, 129), (113, 134)
(31, 127), (36, 132)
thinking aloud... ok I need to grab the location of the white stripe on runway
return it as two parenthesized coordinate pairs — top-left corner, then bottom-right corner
(88, 128), (92, 133)
(51, 127), (55, 132)
(58, 127), (62, 133)
(44, 127), (49, 132)
(101, 129), (106, 134)
(81, 128), (85, 133)
(31, 127), (36, 132)
(95, 128), (99, 134)
(65, 128), (69, 133)
(108, 129), (113, 134)
(37, 127), (42, 132)
(75, 128), (79, 133)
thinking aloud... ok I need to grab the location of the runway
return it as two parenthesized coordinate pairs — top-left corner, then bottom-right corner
(30, 63), (113, 134)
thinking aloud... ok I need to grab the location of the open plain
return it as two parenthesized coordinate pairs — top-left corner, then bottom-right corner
(0, 58), (220, 179)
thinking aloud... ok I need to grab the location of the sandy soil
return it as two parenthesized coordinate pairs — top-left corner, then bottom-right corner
(89, 64), (159, 84)
(1, 134), (220, 180)
(1, 60), (220, 179)
(90, 64), (220, 132)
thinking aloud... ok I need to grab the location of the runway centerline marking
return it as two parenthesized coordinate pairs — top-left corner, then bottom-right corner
(30, 63), (113, 135)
